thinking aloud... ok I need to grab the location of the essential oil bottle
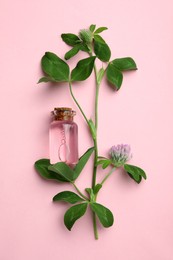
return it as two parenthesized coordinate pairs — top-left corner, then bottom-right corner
(49, 107), (78, 166)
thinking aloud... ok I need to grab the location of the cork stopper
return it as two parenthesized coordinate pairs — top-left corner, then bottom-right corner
(51, 107), (76, 121)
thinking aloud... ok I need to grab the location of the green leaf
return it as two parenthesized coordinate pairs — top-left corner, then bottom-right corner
(88, 119), (96, 140)
(112, 57), (137, 71)
(96, 159), (107, 166)
(124, 164), (147, 183)
(98, 156), (108, 160)
(128, 172), (142, 183)
(53, 191), (84, 204)
(37, 76), (55, 83)
(73, 147), (95, 180)
(41, 52), (70, 82)
(94, 27), (108, 34)
(85, 188), (92, 196)
(124, 164), (147, 179)
(64, 46), (80, 60)
(89, 24), (96, 32)
(102, 160), (111, 169)
(64, 203), (88, 230)
(61, 33), (81, 46)
(78, 43), (90, 52)
(94, 36), (111, 62)
(48, 162), (75, 182)
(106, 63), (123, 90)
(93, 184), (102, 195)
(71, 56), (96, 81)
(64, 43), (90, 60)
(94, 35), (105, 43)
(97, 68), (105, 85)
(34, 159), (68, 182)
(85, 188), (95, 201)
(96, 159), (111, 169)
(90, 203), (114, 228)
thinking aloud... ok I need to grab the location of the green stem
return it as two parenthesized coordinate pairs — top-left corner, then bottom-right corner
(92, 64), (101, 240)
(69, 82), (89, 125)
(69, 56), (101, 239)
(92, 139), (98, 188)
(69, 79), (99, 238)
(92, 211), (98, 239)
(100, 167), (116, 185)
(92, 140), (98, 240)
(92, 64), (100, 189)
(94, 66), (99, 131)
(72, 183), (89, 201)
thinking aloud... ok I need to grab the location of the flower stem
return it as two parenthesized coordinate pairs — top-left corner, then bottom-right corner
(69, 82), (89, 125)
(72, 183), (89, 201)
(100, 167), (116, 185)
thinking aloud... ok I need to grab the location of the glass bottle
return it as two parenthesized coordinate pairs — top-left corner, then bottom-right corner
(49, 107), (78, 166)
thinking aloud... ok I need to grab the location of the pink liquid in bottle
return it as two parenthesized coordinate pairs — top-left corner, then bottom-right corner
(49, 107), (78, 166)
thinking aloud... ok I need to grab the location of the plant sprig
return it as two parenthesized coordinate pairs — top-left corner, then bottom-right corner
(35, 24), (146, 240)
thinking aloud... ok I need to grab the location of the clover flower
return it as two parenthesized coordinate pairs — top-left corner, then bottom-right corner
(110, 144), (132, 166)
(79, 29), (93, 44)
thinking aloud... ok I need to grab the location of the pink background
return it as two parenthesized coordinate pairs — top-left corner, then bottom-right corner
(1, 0), (173, 259)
